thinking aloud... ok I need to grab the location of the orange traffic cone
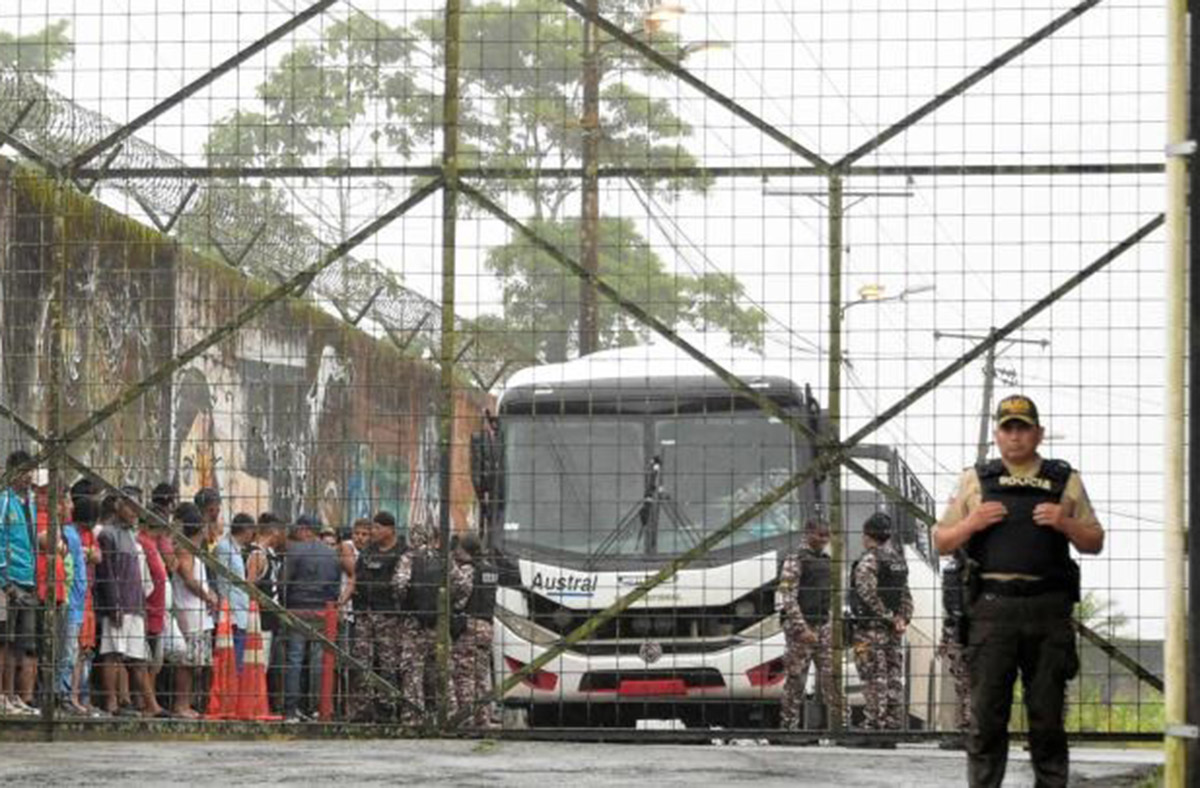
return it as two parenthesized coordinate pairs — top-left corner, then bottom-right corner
(237, 601), (280, 721)
(205, 599), (238, 720)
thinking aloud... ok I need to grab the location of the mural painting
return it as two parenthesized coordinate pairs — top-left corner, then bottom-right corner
(0, 160), (487, 532)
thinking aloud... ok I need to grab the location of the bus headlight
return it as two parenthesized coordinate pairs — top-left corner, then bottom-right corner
(496, 604), (561, 646)
(734, 599), (757, 620)
(737, 612), (784, 641)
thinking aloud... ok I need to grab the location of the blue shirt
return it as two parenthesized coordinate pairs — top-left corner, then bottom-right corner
(281, 540), (341, 611)
(62, 524), (88, 625)
(0, 488), (36, 589)
(214, 534), (249, 630)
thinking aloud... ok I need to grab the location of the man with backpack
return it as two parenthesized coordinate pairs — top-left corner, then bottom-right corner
(849, 511), (912, 738)
(392, 519), (469, 727)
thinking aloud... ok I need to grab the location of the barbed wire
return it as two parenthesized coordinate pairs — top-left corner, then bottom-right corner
(0, 69), (451, 363)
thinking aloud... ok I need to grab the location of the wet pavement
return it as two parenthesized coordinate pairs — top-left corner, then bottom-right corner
(0, 738), (1163, 786)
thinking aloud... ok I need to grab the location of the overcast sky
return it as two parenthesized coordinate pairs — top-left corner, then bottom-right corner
(0, 0), (1171, 638)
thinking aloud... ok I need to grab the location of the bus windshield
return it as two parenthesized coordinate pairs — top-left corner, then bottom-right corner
(501, 412), (808, 559)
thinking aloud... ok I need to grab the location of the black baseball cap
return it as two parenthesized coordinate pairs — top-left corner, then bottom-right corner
(863, 511), (893, 539)
(994, 394), (1040, 427)
(295, 514), (320, 532)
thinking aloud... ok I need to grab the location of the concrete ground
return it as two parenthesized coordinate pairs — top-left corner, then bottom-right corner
(0, 739), (1163, 786)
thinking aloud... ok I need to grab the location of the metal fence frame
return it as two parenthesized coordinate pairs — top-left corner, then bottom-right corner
(0, 0), (1180, 749)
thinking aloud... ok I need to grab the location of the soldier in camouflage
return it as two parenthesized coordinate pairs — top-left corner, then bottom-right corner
(776, 519), (845, 730)
(850, 512), (913, 734)
(348, 511), (406, 723)
(392, 519), (471, 726)
(937, 553), (971, 742)
(450, 533), (498, 729)
(939, 618), (970, 734)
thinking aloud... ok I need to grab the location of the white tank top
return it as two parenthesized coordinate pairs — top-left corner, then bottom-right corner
(173, 553), (213, 634)
(341, 543), (359, 617)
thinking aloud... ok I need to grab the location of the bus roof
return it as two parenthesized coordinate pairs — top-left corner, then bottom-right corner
(499, 339), (823, 405)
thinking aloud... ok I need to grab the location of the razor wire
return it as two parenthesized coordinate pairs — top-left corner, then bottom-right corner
(0, 70), (448, 361)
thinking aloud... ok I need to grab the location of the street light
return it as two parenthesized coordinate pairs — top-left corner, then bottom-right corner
(644, 2), (686, 32)
(680, 40), (731, 58)
(840, 283), (935, 317)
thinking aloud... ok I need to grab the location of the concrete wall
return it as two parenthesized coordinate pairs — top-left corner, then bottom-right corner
(0, 157), (484, 533)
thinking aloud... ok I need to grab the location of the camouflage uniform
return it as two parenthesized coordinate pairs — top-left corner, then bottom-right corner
(776, 549), (845, 729)
(348, 612), (404, 722)
(392, 524), (471, 726)
(451, 617), (496, 728)
(851, 546), (913, 731)
(938, 618), (971, 732)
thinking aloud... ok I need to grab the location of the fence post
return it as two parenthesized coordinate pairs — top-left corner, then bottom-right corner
(1164, 0), (1190, 784)
(436, 0), (463, 733)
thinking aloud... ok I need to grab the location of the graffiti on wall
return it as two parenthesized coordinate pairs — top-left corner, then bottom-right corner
(0, 162), (483, 532)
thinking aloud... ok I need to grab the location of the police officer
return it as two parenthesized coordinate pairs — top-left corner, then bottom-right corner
(937, 552), (971, 747)
(450, 533), (499, 728)
(348, 510), (406, 722)
(776, 519), (845, 730)
(850, 511), (912, 734)
(392, 520), (470, 727)
(935, 394), (1104, 788)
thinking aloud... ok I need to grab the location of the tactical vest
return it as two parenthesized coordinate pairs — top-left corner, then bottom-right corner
(850, 546), (909, 620)
(795, 548), (832, 626)
(966, 458), (1072, 580)
(406, 549), (443, 629)
(357, 542), (404, 613)
(467, 559), (500, 622)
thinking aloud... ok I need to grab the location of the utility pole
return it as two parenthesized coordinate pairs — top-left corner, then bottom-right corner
(578, 0), (601, 357)
(766, 179), (913, 733)
(933, 329), (1048, 462)
(825, 173), (846, 732)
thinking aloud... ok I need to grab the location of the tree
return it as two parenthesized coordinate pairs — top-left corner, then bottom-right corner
(0, 21), (73, 75)
(203, 2), (764, 363)
(1074, 591), (1130, 640)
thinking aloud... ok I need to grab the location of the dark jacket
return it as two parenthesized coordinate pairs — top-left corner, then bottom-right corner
(281, 539), (340, 611)
(95, 524), (145, 617)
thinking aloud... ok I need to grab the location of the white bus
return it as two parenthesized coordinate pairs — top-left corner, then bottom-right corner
(484, 343), (941, 728)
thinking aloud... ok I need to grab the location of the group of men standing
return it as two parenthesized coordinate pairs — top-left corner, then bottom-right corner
(0, 456), (504, 728)
(1, 391), (1105, 787)
(776, 510), (911, 738)
(348, 515), (502, 728)
(777, 394), (1105, 788)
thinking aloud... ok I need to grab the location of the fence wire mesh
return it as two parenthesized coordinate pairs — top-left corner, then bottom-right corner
(0, 0), (1173, 742)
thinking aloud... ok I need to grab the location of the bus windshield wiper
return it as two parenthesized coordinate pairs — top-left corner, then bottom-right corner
(587, 455), (660, 569)
(587, 454), (702, 568)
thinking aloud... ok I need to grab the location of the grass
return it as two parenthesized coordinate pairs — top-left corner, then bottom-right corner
(1008, 682), (1164, 735)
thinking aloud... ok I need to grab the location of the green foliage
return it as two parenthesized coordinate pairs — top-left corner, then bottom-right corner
(1010, 681), (1163, 735)
(0, 20), (73, 75)
(207, 11), (422, 169)
(1074, 591), (1130, 639)
(199, 2), (761, 362)
(487, 216), (764, 361)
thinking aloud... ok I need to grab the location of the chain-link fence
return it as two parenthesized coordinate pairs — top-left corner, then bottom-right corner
(0, 0), (1182, 753)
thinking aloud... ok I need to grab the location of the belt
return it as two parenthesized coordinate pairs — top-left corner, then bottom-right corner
(980, 578), (1067, 598)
